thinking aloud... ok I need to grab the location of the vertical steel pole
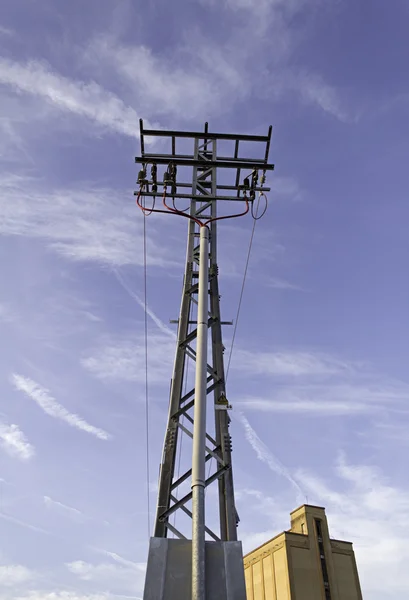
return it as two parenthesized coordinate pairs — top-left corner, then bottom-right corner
(191, 225), (209, 600)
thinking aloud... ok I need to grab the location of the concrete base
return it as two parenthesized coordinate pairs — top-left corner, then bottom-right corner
(143, 538), (247, 600)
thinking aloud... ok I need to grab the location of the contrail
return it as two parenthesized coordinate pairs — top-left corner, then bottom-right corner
(236, 412), (304, 501)
(113, 268), (176, 339)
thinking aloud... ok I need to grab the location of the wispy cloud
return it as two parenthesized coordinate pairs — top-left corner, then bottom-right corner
(236, 412), (304, 498)
(268, 176), (303, 201)
(12, 374), (111, 441)
(0, 26), (13, 37)
(0, 174), (170, 268)
(233, 350), (354, 377)
(85, 36), (243, 121)
(0, 58), (142, 138)
(83, 0), (347, 126)
(266, 277), (304, 291)
(82, 333), (174, 385)
(99, 551), (142, 570)
(0, 512), (49, 535)
(43, 496), (85, 523)
(0, 422), (34, 461)
(294, 71), (349, 122)
(237, 380), (409, 416)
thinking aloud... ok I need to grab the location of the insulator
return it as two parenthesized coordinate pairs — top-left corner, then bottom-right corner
(151, 164), (157, 182)
(138, 169), (146, 184)
(152, 183), (158, 194)
(251, 170), (259, 187)
(260, 171), (266, 185)
(163, 171), (171, 186)
(243, 176), (250, 189)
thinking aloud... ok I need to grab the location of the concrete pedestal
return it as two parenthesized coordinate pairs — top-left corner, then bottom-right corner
(143, 538), (247, 600)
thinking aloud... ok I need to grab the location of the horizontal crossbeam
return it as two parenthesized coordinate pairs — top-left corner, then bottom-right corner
(135, 156), (274, 170)
(140, 121), (272, 143)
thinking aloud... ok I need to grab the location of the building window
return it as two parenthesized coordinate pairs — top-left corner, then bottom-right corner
(315, 519), (331, 600)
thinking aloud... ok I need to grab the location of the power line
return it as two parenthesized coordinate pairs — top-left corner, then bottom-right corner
(143, 203), (151, 539)
(225, 195), (261, 382)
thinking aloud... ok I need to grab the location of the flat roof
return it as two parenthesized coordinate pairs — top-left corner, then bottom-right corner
(290, 504), (326, 514)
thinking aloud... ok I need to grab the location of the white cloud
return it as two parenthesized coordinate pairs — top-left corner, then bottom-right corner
(239, 397), (368, 415)
(66, 560), (143, 581)
(0, 174), (171, 268)
(11, 374), (111, 441)
(0, 565), (34, 586)
(43, 496), (85, 522)
(66, 557), (145, 596)
(82, 333), (174, 385)
(0, 58), (142, 138)
(237, 380), (409, 415)
(294, 456), (409, 597)
(233, 350), (354, 377)
(0, 422), (34, 461)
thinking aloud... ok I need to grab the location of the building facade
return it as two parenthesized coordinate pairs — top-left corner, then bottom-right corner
(244, 505), (363, 600)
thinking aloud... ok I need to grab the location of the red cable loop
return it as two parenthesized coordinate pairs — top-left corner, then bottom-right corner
(163, 190), (203, 227)
(136, 187), (181, 219)
(203, 198), (249, 226)
(136, 186), (252, 228)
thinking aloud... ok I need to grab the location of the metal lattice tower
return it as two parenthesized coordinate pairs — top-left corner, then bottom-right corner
(135, 120), (273, 600)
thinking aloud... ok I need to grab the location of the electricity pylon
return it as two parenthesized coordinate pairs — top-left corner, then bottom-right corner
(135, 120), (273, 600)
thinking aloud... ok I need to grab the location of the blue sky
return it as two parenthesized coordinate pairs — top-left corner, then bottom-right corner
(0, 0), (408, 598)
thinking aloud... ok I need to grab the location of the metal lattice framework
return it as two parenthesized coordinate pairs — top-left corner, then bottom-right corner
(135, 120), (274, 545)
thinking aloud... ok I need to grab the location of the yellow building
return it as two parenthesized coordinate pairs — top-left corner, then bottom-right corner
(244, 505), (363, 600)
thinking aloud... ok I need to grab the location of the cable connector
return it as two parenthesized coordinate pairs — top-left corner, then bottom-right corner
(163, 170), (172, 189)
(138, 168), (147, 185)
(169, 162), (177, 182)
